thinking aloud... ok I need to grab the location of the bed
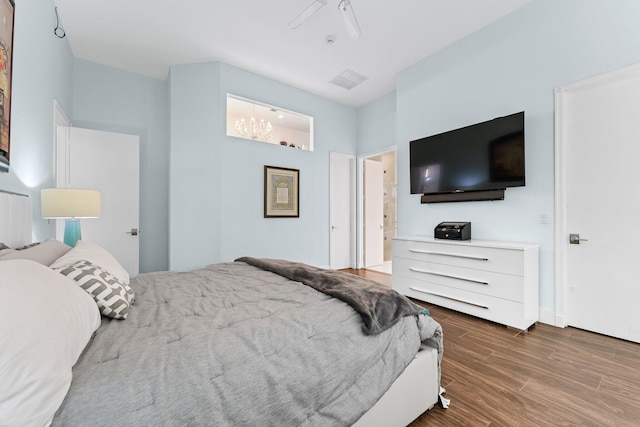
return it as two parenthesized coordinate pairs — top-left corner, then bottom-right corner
(0, 191), (444, 427)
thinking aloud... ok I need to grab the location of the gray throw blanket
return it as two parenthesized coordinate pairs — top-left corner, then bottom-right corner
(236, 257), (425, 335)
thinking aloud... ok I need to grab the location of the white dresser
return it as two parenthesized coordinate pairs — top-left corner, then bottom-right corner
(393, 236), (539, 330)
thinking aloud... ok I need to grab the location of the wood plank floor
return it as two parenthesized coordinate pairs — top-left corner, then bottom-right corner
(342, 268), (640, 427)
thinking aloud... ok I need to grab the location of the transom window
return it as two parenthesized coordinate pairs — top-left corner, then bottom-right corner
(226, 94), (314, 151)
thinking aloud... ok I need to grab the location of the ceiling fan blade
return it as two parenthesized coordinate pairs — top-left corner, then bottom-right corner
(288, 0), (328, 29)
(338, 0), (361, 39)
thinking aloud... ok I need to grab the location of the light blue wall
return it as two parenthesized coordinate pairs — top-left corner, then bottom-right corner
(168, 62), (357, 271)
(15, 0), (638, 300)
(376, 0), (640, 313)
(357, 91), (396, 155)
(219, 64), (357, 265)
(72, 58), (170, 273)
(168, 63), (222, 271)
(0, 0), (170, 271)
(0, 0), (73, 240)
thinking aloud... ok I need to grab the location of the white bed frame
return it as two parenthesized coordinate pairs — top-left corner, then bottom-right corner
(353, 344), (439, 426)
(0, 190), (439, 426)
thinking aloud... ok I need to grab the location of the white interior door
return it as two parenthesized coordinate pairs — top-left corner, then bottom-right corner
(329, 153), (354, 269)
(62, 127), (140, 277)
(364, 158), (384, 268)
(557, 64), (640, 343)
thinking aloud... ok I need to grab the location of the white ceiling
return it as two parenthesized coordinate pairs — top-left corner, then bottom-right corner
(53, 0), (531, 108)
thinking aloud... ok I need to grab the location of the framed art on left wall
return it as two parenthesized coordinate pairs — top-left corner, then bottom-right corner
(0, 0), (14, 173)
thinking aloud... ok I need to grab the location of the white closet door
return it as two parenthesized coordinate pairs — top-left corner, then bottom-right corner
(559, 65), (640, 343)
(330, 152), (354, 269)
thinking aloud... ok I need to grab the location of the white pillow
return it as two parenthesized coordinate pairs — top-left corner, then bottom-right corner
(0, 239), (72, 266)
(50, 240), (130, 285)
(0, 259), (101, 426)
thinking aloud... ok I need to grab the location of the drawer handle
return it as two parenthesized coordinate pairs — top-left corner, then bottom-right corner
(409, 249), (489, 261)
(409, 286), (489, 310)
(409, 267), (489, 285)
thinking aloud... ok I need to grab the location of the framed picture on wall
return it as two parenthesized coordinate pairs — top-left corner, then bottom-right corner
(264, 165), (299, 218)
(0, 0), (14, 173)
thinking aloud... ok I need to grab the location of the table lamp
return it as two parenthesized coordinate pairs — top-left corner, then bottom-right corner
(41, 188), (102, 247)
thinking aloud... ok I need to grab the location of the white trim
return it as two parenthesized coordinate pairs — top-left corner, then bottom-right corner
(356, 145), (397, 269)
(52, 100), (71, 241)
(538, 308), (558, 327)
(553, 86), (568, 328)
(554, 61), (640, 329)
(53, 99), (70, 123)
(559, 61), (640, 93)
(358, 145), (398, 162)
(52, 99), (70, 187)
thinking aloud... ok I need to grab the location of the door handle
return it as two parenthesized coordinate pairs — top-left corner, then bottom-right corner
(331, 225), (337, 231)
(569, 233), (587, 244)
(127, 228), (139, 236)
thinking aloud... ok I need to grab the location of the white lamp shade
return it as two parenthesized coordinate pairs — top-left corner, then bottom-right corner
(41, 189), (102, 219)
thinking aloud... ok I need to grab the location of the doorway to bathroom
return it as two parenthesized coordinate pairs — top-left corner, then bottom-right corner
(361, 150), (396, 275)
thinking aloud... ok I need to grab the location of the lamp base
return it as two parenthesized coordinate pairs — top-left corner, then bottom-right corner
(63, 218), (82, 247)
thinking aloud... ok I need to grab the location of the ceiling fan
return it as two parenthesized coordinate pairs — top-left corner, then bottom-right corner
(288, 0), (361, 39)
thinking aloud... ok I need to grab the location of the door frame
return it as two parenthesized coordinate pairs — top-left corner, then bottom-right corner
(554, 62), (640, 329)
(357, 146), (396, 269)
(53, 99), (71, 186)
(52, 100), (71, 240)
(329, 151), (356, 269)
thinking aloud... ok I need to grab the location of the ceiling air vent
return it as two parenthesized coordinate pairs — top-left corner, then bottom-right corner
(330, 69), (369, 90)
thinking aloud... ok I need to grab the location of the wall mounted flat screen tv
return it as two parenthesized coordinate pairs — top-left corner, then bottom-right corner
(410, 112), (525, 197)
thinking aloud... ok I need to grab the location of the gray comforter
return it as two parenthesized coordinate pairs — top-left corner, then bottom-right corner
(53, 261), (442, 426)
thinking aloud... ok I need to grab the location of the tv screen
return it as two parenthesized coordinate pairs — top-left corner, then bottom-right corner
(410, 112), (525, 195)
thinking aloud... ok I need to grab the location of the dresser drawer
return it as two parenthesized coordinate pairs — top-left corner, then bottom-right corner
(393, 276), (534, 330)
(393, 239), (525, 276)
(393, 257), (524, 303)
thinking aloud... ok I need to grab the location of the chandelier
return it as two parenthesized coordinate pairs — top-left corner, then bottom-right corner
(234, 104), (272, 141)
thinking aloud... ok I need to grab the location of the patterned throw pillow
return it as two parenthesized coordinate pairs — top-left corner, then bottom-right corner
(55, 260), (135, 319)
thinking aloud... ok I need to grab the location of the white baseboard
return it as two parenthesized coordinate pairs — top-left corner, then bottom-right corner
(538, 308), (565, 327)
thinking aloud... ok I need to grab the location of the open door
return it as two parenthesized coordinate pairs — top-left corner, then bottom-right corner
(57, 127), (140, 277)
(364, 158), (384, 268)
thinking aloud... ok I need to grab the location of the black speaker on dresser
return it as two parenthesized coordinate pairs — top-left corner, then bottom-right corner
(434, 222), (471, 240)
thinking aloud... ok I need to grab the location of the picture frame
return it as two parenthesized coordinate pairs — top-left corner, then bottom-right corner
(0, 0), (14, 173)
(264, 165), (299, 218)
